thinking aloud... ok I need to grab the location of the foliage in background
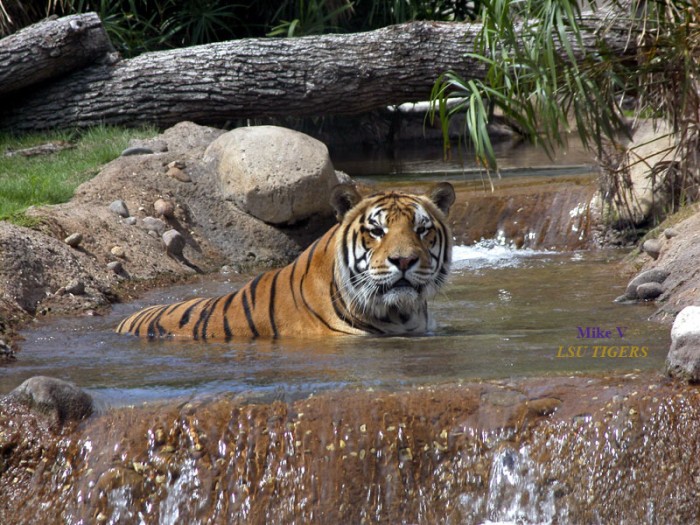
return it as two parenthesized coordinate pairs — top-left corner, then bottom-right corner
(0, 0), (480, 55)
(430, 0), (700, 225)
(0, 125), (157, 221)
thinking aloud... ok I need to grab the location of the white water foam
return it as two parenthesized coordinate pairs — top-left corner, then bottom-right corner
(452, 239), (554, 271)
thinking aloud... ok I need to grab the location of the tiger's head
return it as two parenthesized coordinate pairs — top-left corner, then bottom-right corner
(330, 183), (455, 326)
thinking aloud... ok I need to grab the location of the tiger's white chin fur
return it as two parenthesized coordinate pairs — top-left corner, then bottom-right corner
(380, 286), (421, 310)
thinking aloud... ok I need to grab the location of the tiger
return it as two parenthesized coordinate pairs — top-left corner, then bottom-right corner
(116, 182), (455, 340)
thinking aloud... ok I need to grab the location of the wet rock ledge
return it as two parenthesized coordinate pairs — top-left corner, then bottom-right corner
(1, 373), (700, 523)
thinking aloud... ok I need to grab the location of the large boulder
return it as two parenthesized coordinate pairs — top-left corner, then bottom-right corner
(204, 126), (344, 225)
(8, 376), (93, 424)
(666, 306), (700, 381)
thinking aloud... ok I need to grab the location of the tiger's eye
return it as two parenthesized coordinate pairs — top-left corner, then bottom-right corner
(369, 227), (385, 238)
(416, 226), (427, 236)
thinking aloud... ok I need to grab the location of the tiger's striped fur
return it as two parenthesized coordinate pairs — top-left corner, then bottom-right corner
(116, 182), (455, 340)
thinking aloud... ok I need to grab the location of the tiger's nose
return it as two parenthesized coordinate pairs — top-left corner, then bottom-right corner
(388, 255), (418, 272)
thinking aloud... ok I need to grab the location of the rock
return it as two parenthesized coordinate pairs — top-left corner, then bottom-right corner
(636, 282), (663, 301)
(204, 125), (342, 225)
(163, 229), (185, 256)
(64, 232), (83, 247)
(0, 339), (15, 360)
(642, 238), (662, 259)
(109, 200), (129, 218)
(120, 146), (154, 156)
(107, 261), (122, 273)
(167, 166), (191, 182)
(666, 306), (700, 381)
(664, 228), (679, 239)
(143, 216), (166, 234)
(111, 246), (126, 258)
(154, 199), (174, 218)
(167, 160), (185, 169)
(124, 216), (137, 225)
(8, 376), (93, 423)
(625, 268), (670, 299)
(65, 279), (85, 295)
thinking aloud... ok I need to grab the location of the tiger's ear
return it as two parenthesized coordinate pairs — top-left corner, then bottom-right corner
(427, 182), (455, 216)
(330, 184), (362, 221)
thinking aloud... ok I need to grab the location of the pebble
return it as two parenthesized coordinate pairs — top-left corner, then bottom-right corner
(120, 146), (154, 156)
(636, 282), (664, 301)
(109, 200), (129, 218)
(642, 238), (661, 259)
(167, 160), (185, 169)
(154, 198), (174, 218)
(64, 233), (83, 248)
(107, 261), (122, 273)
(143, 216), (166, 234)
(664, 228), (679, 239)
(111, 246), (126, 258)
(163, 229), (185, 256)
(148, 230), (159, 239)
(65, 279), (85, 295)
(124, 217), (137, 226)
(167, 166), (191, 182)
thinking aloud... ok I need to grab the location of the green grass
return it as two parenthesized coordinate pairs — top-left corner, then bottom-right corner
(0, 125), (158, 222)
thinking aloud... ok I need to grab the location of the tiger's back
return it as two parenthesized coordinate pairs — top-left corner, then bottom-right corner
(116, 182), (455, 340)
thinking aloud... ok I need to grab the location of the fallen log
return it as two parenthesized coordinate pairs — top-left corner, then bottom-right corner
(0, 10), (635, 132)
(0, 12), (114, 97)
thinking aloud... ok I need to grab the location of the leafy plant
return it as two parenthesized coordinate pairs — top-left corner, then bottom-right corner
(430, 0), (700, 223)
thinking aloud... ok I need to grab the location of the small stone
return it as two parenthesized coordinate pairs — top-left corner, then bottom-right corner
(163, 229), (185, 257)
(121, 146), (154, 156)
(154, 199), (174, 218)
(636, 282), (663, 301)
(167, 166), (191, 182)
(642, 238), (662, 259)
(625, 268), (670, 299)
(9, 376), (93, 423)
(107, 261), (122, 273)
(111, 246), (126, 258)
(148, 230), (159, 239)
(143, 216), (166, 234)
(664, 228), (679, 239)
(167, 160), (185, 169)
(64, 233), (83, 247)
(124, 217), (137, 226)
(65, 279), (85, 295)
(109, 200), (129, 218)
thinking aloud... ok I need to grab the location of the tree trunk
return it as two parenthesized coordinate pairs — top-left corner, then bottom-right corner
(0, 12), (114, 97)
(0, 11), (635, 132)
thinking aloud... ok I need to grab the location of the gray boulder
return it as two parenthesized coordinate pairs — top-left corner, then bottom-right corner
(625, 268), (670, 300)
(8, 376), (93, 423)
(636, 282), (664, 301)
(666, 306), (700, 381)
(204, 125), (343, 225)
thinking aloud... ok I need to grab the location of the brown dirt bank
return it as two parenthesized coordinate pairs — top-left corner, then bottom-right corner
(1, 372), (699, 523)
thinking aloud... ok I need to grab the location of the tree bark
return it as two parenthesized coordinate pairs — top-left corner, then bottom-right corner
(0, 11), (635, 132)
(0, 12), (114, 97)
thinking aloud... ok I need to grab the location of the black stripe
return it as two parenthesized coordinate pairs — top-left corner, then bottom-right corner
(125, 306), (157, 333)
(330, 277), (377, 334)
(241, 291), (259, 339)
(179, 298), (205, 329)
(268, 270), (281, 338)
(133, 306), (162, 337)
(322, 225), (338, 253)
(222, 291), (238, 314)
(224, 316), (233, 342)
(200, 296), (225, 341)
(304, 238), (320, 275)
(300, 275), (353, 334)
(146, 308), (169, 340)
(249, 274), (263, 308)
(289, 259), (300, 309)
(192, 298), (216, 341)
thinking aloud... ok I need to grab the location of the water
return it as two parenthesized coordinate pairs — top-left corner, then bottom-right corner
(0, 243), (669, 407)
